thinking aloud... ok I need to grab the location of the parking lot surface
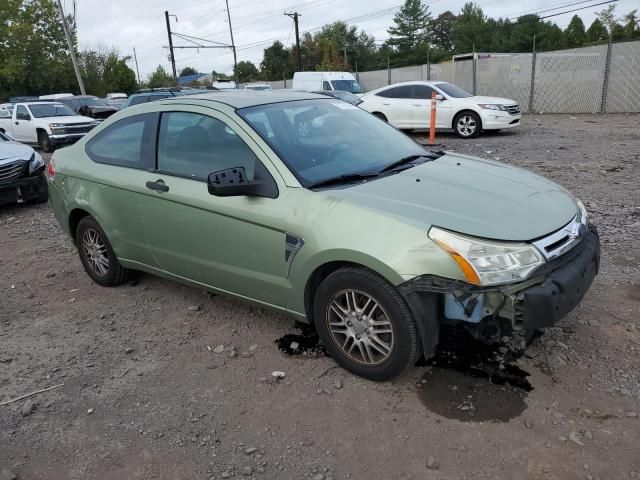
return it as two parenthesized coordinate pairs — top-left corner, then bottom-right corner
(1, 114), (639, 480)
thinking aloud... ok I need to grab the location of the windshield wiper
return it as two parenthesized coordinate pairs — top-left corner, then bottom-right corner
(378, 154), (437, 174)
(308, 172), (379, 189)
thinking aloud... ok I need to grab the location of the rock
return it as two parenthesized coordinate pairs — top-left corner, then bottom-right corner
(427, 456), (439, 470)
(221, 472), (230, 479)
(313, 474), (325, 480)
(21, 400), (35, 416)
(245, 447), (257, 455)
(625, 411), (638, 418)
(584, 430), (593, 440)
(333, 380), (343, 390)
(271, 371), (285, 380)
(248, 344), (258, 351)
(125, 347), (134, 354)
(568, 431), (585, 447)
(290, 341), (300, 350)
(188, 305), (200, 312)
(242, 466), (253, 476)
(213, 345), (225, 354)
(229, 349), (237, 359)
(0, 357), (13, 364)
(87, 408), (94, 414)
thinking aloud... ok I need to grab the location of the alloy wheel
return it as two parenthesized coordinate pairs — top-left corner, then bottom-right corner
(457, 115), (477, 137)
(81, 227), (109, 276)
(326, 289), (395, 366)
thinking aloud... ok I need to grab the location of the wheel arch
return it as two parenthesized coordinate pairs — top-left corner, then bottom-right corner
(452, 108), (483, 130)
(68, 207), (92, 244)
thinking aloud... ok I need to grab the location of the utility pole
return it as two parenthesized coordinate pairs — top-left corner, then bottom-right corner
(225, 0), (238, 83)
(133, 48), (141, 87)
(343, 46), (348, 65)
(165, 11), (177, 82)
(55, 0), (85, 94)
(285, 12), (302, 72)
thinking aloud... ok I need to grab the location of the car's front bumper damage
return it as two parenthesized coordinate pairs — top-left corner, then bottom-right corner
(400, 225), (600, 355)
(0, 170), (43, 205)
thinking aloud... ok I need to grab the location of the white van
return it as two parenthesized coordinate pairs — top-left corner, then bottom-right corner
(212, 80), (237, 90)
(292, 72), (362, 94)
(39, 93), (74, 100)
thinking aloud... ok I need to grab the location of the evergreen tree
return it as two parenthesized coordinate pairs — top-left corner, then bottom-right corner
(234, 61), (259, 83)
(453, 3), (488, 53)
(387, 0), (432, 54)
(564, 15), (586, 48)
(260, 41), (294, 80)
(622, 10), (639, 40)
(179, 67), (197, 77)
(431, 11), (456, 51)
(146, 65), (173, 88)
(586, 18), (609, 43)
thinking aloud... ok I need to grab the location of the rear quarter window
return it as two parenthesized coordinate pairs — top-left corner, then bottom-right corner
(85, 113), (157, 170)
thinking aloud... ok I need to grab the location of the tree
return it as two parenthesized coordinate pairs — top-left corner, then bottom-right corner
(313, 22), (377, 71)
(146, 65), (173, 88)
(453, 3), (488, 53)
(622, 10), (640, 40)
(564, 15), (586, 48)
(431, 11), (456, 51)
(234, 61), (259, 83)
(260, 41), (294, 80)
(179, 66), (197, 77)
(387, 0), (432, 59)
(586, 18), (608, 43)
(596, 4), (617, 36)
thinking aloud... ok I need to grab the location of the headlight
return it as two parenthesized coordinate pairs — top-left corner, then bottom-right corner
(429, 227), (545, 286)
(576, 199), (588, 224)
(29, 152), (45, 174)
(49, 123), (64, 129)
(478, 104), (505, 111)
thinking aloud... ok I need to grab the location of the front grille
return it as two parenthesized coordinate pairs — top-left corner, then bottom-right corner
(530, 233), (589, 278)
(0, 161), (26, 182)
(53, 124), (95, 135)
(505, 104), (520, 115)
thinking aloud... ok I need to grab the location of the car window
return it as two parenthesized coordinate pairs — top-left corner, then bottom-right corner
(376, 85), (412, 99)
(322, 81), (331, 91)
(86, 113), (155, 169)
(436, 82), (473, 98)
(29, 104), (76, 117)
(413, 85), (435, 99)
(129, 96), (149, 106)
(157, 111), (262, 181)
(16, 105), (31, 120)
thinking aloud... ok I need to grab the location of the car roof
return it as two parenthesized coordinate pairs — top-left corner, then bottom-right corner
(163, 90), (328, 109)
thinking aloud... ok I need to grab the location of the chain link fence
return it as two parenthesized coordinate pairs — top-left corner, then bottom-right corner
(267, 40), (640, 113)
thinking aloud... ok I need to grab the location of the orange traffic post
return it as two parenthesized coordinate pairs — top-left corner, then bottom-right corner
(428, 91), (437, 145)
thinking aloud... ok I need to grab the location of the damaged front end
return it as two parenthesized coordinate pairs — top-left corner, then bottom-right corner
(400, 225), (600, 357)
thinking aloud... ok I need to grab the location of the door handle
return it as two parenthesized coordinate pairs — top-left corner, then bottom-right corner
(146, 179), (169, 193)
(382, 103), (391, 106)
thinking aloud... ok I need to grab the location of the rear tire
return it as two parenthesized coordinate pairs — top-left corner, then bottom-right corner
(454, 111), (481, 138)
(313, 267), (419, 381)
(372, 112), (388, 122)
(38, 131), (53, 153)
(75, 216), (131, 287)
(30, 173), (49, 204)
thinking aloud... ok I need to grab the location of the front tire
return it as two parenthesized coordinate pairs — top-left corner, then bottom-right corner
(454, 111), (481, 138)
(313, 267), (419, 381)
(30, 173), (49, 204)
(75, 216), (131, 287)
(38, 131), (53, 152)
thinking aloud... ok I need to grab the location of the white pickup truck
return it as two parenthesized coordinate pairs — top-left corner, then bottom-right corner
(0, 101), (99, 152)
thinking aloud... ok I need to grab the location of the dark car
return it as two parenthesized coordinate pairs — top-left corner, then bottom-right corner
(59, 96), (118, 120)
(312, 90), (363, 106)
(0, 130), (48, 206)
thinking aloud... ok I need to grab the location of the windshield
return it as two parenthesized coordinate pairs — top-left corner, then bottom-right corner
(29, 104), (77, 117)
(238, 99), (430, 187)
(82, 97), (108, 107)
(328, 91), (362, 105)
(330, 80), (362, 94)
(437, 83), (473, 98)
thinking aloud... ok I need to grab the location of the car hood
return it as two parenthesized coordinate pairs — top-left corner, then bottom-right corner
(38, 115), (95, 124)
(323, 153), (578, 241)
(0, 141), (34, 165)
(468, 95), (517, 105)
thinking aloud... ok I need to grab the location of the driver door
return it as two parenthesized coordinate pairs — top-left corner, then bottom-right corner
(137, 107), (290, 308)
(13, 106), (37, 143)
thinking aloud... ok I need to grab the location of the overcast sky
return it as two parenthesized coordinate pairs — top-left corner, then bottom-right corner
(69, 0), (632, 79)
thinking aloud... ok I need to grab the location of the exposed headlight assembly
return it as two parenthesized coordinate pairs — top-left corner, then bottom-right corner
(429, 227), (545, 286)
(29, 152), (45, 174)
(576, 199), (588, 224)
(477, 104), (505, 111)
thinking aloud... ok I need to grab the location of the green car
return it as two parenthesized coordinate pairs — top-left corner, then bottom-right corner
(48, 91), (600, 381)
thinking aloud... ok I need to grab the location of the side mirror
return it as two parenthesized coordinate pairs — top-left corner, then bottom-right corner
(207, 166), (277, 198)
(435, 94), (444, 101)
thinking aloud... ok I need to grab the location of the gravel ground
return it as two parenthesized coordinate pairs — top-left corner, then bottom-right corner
(1, 113), (639, 480)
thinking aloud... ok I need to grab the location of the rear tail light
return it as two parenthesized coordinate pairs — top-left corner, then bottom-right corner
(47, 158), (55, 180)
